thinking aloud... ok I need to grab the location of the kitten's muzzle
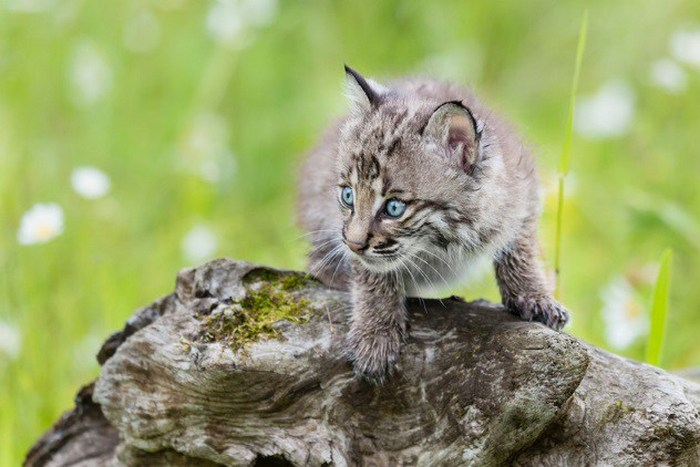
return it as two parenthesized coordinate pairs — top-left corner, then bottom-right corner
(343, 238), (369, 255)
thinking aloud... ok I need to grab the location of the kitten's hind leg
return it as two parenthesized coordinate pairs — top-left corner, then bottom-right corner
(307, 239), (351, 291)
(494, 233), (570, 331)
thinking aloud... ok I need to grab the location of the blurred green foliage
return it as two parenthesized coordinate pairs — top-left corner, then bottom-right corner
(1, 0), (699, 463)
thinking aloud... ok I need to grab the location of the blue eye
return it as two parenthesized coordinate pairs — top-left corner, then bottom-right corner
(385, 199), (406, 218)
(341, 186), (354, 207)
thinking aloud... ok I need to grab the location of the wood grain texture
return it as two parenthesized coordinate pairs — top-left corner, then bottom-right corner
(26, 259), (700, 466)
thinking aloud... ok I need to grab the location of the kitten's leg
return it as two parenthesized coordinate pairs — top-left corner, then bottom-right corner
(347, 263), (406, 383)
(494, 232), (570, 331)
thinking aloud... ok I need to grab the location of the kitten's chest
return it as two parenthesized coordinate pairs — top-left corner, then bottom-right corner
(402, 246), (492, 297)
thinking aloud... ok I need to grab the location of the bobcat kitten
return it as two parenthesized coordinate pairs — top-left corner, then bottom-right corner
(298, 66), (569, 383)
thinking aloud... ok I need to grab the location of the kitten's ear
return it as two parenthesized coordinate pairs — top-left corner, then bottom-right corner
(423, 101), (481, 174)
(344, 65), (385, 112)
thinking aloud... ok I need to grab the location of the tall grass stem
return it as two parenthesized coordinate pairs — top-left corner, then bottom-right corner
(646, 249), (673, 366)
(554, 11), (588, 296)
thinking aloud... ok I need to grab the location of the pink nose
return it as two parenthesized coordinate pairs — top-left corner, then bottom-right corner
(344, 239), (368, 254)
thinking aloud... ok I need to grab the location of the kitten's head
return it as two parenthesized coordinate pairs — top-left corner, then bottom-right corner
(336, 66), (510, 274)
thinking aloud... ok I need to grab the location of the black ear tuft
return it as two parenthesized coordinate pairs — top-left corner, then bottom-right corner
(344, 64), (382, 108)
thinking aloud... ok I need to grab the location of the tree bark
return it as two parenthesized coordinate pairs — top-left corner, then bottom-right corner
(26, 259), (700, 466)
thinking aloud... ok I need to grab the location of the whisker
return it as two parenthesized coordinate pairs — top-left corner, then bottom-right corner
(401, 255), (434, 293)
(294, 229), (340, 241)
(309, 242), (345, 276)
(391, 260), (405, 293)
(409, 251), (451, 290)
(418, 297), (428, 314)
(308, 236), (343, 250)
(329, 247), (349, 285)
(407, 251), (449, 308)
(403, 254), (445, 310)
(397, 256), (419, 292)
(421, 248), (458, 277)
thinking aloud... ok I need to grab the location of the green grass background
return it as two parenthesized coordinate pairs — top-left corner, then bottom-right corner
(1, 0), (699, 463)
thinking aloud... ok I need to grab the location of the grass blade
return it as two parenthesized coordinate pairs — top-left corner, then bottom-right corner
(558, 11), (588, 177)
(646, 249), (673, 366)
(554, 10), (588, 295)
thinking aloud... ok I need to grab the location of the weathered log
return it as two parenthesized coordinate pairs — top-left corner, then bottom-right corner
(26, 259), (700, 466)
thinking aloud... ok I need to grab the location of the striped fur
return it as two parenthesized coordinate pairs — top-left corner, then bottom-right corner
(297, 68), (569, 383)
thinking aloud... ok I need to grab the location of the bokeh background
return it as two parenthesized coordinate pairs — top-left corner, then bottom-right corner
(1, 0), (699, 463)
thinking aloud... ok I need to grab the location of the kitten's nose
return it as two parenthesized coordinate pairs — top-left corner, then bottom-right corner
(344, 239), (368, 255)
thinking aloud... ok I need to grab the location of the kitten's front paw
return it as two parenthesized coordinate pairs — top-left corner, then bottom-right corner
(505, 295), (570, 331)
(347, 328), (402, 384)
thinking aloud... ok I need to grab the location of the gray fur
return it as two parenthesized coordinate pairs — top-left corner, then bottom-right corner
(297, 67), (569, 382)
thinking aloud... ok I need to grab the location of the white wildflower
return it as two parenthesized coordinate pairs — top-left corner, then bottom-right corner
(0, 321), (22, 359)
(670, 28), (700, 68)
(71, 166), (111, 199)
(649, 59), (687, 94)
(181, 224), (219, 263)
(206, 1), (246, 46)
(241, 0), (277, 26)
(123, 9), (161, 54)
(600, 276), (648, 349)
(68, 40), (113, 106)
(4, 0), (55, 13)
(205, 0), (278, 48)
(199, 156), (237, 183)
(17, 203), (64, 245)
(575, 81), (635, 139)
(183, 112), (228, 160)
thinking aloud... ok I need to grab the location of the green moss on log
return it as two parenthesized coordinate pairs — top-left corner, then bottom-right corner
(197, 269), (313, 351)
(241, 268), (314, 290)
(279, 273), (313, 291)
(600, 400), (636, 427)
